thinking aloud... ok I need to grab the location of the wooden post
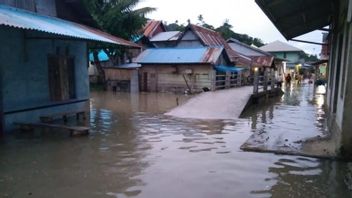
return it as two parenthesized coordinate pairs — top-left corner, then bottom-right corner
(263, 69), (268, 92)
(211, 70), (216, 91)
(270, 69), (275, 90)
(225, 71), (231, 88)
(237, 72), (242, 86)
(253, 68), (259, 94)
(0, 70), (3, 137)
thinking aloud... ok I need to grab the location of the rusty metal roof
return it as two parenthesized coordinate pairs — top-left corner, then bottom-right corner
(0, 4), (140, 48)
(142, 20), (166, 38)
(227, 38), (274, 67)
(135, 47), (224, 64)
(187, 24), (252, 66)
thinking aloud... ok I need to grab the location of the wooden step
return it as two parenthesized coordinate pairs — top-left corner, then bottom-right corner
(40, 111), (87, 123)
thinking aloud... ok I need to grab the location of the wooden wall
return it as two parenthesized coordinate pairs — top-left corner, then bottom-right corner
(139, 64), (214, 93)
(0, 0), (57, 16)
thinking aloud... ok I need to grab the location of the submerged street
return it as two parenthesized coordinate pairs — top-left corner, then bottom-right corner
(1, 83), (351, 197)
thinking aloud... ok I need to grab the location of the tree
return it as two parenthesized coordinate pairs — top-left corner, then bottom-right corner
(83, 0), (155, 85)
(215, 19), (264, 46)
(196, 14), (214, 30)
(83, 0), (155, 39)
(165, 20), (186, 31)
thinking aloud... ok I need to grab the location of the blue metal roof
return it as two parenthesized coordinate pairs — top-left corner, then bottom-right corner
(215, 65), (245, 73)
(0, 4), (137, 46)
(135, 47), (223, 64)
(89, 50), (109, 62)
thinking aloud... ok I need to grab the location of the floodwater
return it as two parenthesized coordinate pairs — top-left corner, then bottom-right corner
(1, 84), (352, 198)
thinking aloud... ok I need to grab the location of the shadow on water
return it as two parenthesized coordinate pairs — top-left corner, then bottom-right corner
(0, 88), (352, 197)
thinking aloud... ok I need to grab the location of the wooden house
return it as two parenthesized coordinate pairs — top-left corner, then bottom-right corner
(136, 47), (227, 93)
(0, 1), (138, 132)
(176, 24), (253, 67)
(227, 38), (285, 79)
(259, 40), (305, 70)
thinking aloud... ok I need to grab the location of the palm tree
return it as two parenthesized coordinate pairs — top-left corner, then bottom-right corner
(84, 0), (155, 39)
(83, 0), (155, 86)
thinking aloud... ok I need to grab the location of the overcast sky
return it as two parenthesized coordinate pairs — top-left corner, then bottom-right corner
(137, 0), (324, 56)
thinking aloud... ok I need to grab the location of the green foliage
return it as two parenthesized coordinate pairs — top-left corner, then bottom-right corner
(83, 0), (155, 85)
(215, 20), (264, 47)
(190, 15), (265, 47)
(302, 53), (319, 62)
(83, 0), (155, 40)
(165, 20), (186, 31)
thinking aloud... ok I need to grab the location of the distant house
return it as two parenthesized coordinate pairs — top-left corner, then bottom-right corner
(227, 38), (287, 77)
(227, 38), (274, 67)
(136, 47), (228, 93)
(176, 24), (253, 67)
(259, 40), (305, 69)
(134, 24), (253, 93)
(0, 2), (138, 132)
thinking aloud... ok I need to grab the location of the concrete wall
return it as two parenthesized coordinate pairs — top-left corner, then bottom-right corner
(0, 27), (89, 131)
(139, 64), (213, 93)
(325, 0), (352, 155)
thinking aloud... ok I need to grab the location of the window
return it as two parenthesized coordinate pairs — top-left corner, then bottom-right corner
(48, 55), (76, 101)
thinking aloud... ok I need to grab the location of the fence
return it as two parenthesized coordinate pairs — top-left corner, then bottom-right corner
(148, 70), (278, 94)
(252, 69), (278, 94)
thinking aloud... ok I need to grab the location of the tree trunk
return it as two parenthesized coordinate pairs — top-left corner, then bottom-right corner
(93, 50), (106, 88)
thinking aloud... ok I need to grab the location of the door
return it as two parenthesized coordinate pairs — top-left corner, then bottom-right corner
(48, 55), (76, 101)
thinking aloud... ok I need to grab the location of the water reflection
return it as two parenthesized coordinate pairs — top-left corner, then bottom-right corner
(241, 83), (329, 154)
(0, 88), (351, 197)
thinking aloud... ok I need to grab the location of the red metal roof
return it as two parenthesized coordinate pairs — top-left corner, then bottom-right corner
(250, 56), (274, 67)
(81, 25), (141, 48)
(142, 20), (166, 38)
(188, 24), (252, 66)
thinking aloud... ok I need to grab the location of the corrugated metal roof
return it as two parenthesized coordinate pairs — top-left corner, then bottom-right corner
(227, 38), (272, 56)
(142, 20), (165, 38)
(150, 31), (182, 42)
(255, 0), (333, 40)
(135, 47), (224, 64)
(227, 38), (274, 66)
(251, 56), (274, 67)
(188, 24), (252, 66)
(259, 40), (303, 52)
(0, 4), (140, 48)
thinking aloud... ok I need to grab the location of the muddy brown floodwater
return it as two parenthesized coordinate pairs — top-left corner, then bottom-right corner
(1, 84), (352, 198)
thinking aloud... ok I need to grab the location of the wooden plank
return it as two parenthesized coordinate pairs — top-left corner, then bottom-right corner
(14, 122), (89, 136)
(40, 111), (86, 123)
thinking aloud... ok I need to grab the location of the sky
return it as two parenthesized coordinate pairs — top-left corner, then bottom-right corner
(137, 0), (324, 56)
